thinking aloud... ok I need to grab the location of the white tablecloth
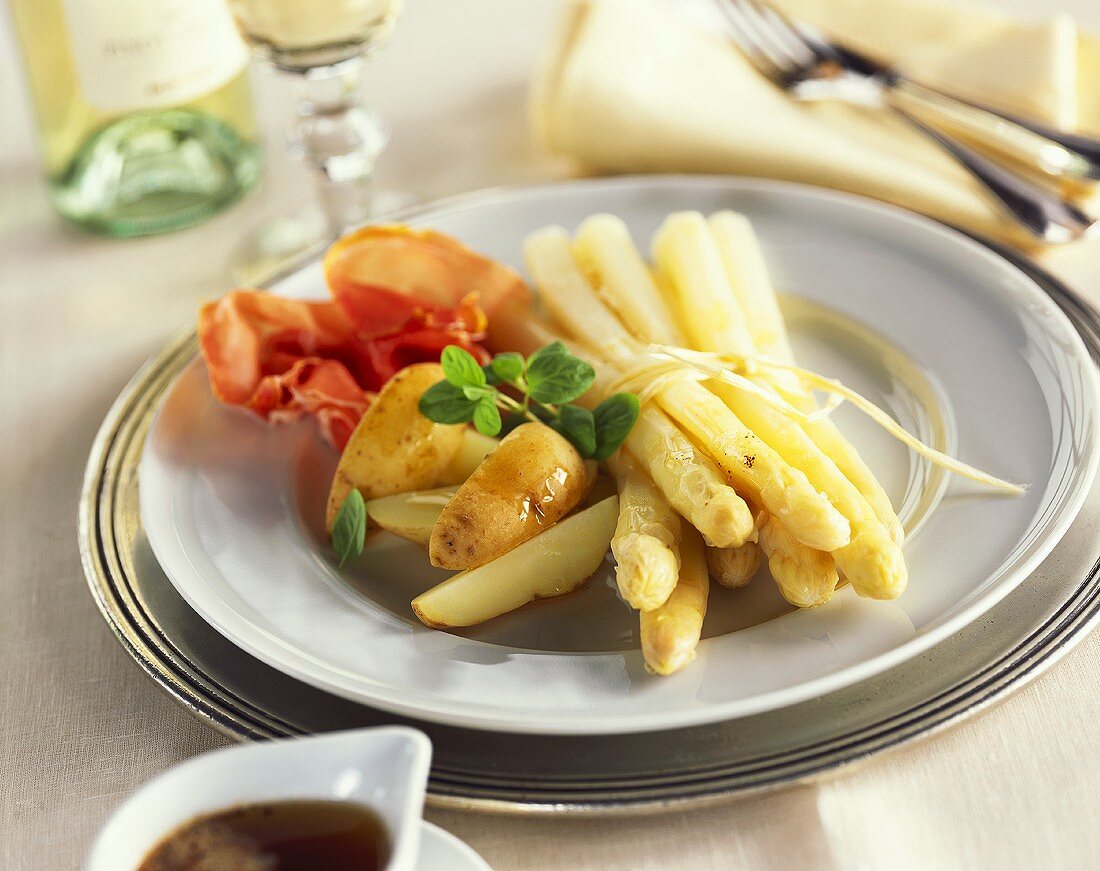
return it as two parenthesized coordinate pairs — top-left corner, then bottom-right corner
(3, 1), (1100, 868)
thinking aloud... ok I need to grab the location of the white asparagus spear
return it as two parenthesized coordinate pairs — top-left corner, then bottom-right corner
(525, 227), (850, 553)
(708, 379), (906, 599)
(606, 451), (682, 612)
(706, 211), (793, 361)
(640, 525), (709, 675)
(653, 212), (905, 598)
(706, 542), (761, 589)
(573, 214), (685, 347)
(757, 511), (839, 607)
(577, 216), (820, 593)
(708, 210), (904, 545)
(626, 407), (756, 548)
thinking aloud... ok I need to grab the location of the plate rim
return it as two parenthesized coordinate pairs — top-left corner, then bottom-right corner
(132, 175), (1100, 734)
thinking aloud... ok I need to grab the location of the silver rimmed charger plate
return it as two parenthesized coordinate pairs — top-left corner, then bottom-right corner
(80, 180), (1100, 813)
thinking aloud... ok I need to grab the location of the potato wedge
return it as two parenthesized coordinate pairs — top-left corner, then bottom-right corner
(437, 429), (500, 486)
(429, 422), (590, 570)
(366, 487), (456, 546)
(413, 496), (619, 628)
(326, 363), (465, 531)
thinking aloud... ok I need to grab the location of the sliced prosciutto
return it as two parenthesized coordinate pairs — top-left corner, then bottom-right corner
(198, 226), (528, 450)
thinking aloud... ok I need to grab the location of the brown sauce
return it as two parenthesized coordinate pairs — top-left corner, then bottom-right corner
(136, 800), (390, 871)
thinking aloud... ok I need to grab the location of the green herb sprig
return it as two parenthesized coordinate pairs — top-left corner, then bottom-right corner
(420, 343), (639, 461)
(332, 489), (367, 568)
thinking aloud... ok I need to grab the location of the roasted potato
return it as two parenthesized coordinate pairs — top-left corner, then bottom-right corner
(413, 496), (618, 628)
(429, 422), (591, 570)
(325, 363), (464, 530)
(366, 487), (456, 546)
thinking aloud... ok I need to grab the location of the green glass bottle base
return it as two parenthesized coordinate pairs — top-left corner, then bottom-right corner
(49, 110), (262, 238)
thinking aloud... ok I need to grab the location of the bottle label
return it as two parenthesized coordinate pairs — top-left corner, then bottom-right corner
(60, 0), (248, 113)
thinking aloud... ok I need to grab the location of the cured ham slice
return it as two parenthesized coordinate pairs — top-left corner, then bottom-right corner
(324, 225), (529, 332)
(198, 226), (526, 450)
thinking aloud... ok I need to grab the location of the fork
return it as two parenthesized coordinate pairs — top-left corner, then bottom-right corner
(716, 0), (1097, 243)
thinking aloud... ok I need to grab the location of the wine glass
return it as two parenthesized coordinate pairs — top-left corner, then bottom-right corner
(228, 0), (404, 283)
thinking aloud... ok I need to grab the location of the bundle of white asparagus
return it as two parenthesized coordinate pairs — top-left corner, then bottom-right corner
(490, 210), (1020, 675)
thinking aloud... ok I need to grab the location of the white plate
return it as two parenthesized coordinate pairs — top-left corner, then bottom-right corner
(140, 177), (1099, 735)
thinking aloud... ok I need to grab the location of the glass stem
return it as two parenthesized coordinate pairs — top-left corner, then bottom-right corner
(290, 60), (389, 238)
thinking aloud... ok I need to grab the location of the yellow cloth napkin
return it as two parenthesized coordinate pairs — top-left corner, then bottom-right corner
(532, 0), (1100, 248)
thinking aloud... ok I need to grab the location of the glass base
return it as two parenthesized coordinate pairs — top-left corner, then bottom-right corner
(50, 110), (261, 238)
(230, 206), (330, 286)
(229, 189), (418, 287)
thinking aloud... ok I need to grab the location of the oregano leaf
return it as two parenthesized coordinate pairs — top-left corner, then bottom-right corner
(473, 396), (503, 436)
(526, 350), (596, 404)
(592, 393), (641, 461)
(419, 380), (477, 424)
(490, 352), (525, 384)
(555, 404), (597, 457)
(332, 490), (367, 567)
(440, 345), (486, 388)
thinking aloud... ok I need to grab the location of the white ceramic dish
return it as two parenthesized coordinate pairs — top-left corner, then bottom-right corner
(140, 177), (1100, 735)
(418, 821), (492, 871)
(86, 727), (439, 871)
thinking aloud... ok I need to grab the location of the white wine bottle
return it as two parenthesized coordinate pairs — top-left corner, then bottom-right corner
(11, 0), (262, 237)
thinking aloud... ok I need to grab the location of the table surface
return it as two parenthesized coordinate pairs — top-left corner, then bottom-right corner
(4, 1), (1100, 868)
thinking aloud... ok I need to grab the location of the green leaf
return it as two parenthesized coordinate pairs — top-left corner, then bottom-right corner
(483, 364), (503, 386)
(526, 347), (596, 404)
(462, 384), (496, 401)
(473, 397), (503, 436)
(526, 341), (568, 367)
(440, 345), (486, 388)
(490, 352), (525, 384)
(419, 381), (477, 424)
(592, 393), (640, 461)
(332, 490), (367, 568)
(554, 404), (597, 457)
